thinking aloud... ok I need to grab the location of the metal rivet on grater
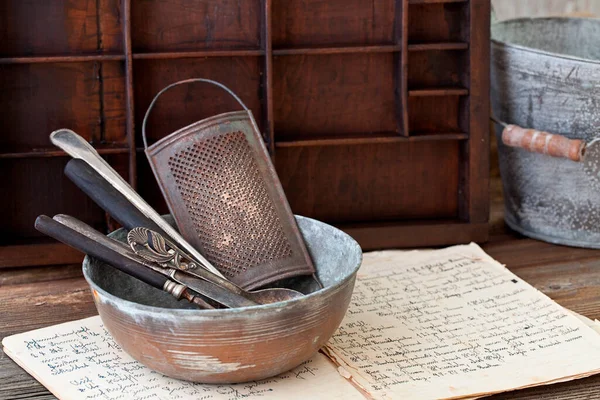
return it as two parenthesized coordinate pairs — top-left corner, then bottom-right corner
(142, 79), (317, 290)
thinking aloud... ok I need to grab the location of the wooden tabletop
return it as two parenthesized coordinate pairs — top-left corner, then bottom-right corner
(2, 188), (600, 399)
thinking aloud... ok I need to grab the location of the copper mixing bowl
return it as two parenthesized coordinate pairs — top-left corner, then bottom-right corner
(82, 216), (362, 383)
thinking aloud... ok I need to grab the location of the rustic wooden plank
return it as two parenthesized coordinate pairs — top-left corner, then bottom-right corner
(273, 45), (401, 55)
(408, 1), (468, 43)
(275, 132), (468, 148)
(0, 144), (129, 159)
(263, 0), (275, 155)
(0, 277), (97, 400)
(133, 49), (264, 59)
(0, 158), (109, 242)
(395, 0), (410, 136)
(100, 61), (128, 144)
(273, 53), (397, 139)
(0, 0), (98, 56)
(0, 62), (102, 149)
(460, 0), (491, 225)
(276, 142), (460, 224)
(410, 0), (467, 4)
(341, 221), (488, 250)
(0, 278), (96, 338)
(408, 95), (462, 132)
(0, 356), (56, 400)
(0, 54), (125, 64)
(408, 42), (468, 51)
(0, 243), (83, 269)
(131, 0), (261, 52)
(272, 0), (396, 47)
(489, 374), (600, 399)
(122, 0), (137, 189)
(407, 50), (468, 89)
(0, 264), (82, 286)
(408, 87), (469, 96)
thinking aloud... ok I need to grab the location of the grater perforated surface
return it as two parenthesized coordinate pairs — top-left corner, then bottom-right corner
(167, 131), (294, 279)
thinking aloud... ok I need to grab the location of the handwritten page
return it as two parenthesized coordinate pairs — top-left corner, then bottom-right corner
(2, 316), (363, 400)
(324, 243), (600, 399)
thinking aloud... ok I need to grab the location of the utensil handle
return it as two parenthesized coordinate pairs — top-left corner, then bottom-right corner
(501, 124), (585, 162)
(35, 215), (168, 290)
(65, 159), (164, 234)
(128, 228), (248, 295)
(50, 129), (224, 278)
(141, 78), (251, 149)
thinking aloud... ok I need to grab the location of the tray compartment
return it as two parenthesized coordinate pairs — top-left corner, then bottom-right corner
(131, 0), (261, 52)
(272, 0), (396, 48)
(0, 155), (128, 241)
(0, 0), (122, 56)
(0, 61), (126, 152)
(276, 141), (459, 223)
(273, 53), (397, 140)
(408, 2), (468, 44)
(407, 50), (468, 89)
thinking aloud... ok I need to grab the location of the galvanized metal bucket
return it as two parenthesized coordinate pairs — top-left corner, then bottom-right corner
(491, 18), (600, 248)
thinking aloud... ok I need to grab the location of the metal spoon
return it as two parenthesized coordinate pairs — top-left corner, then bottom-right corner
(128, 227), (305, 304)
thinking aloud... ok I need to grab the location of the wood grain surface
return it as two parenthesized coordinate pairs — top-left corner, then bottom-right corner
(2, 177), (600, 399)
(1, 0), (490, 263)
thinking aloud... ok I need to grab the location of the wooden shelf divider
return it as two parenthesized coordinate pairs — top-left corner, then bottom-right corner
(0, 45), (471, 65)
(273, 45), (401, 56)
(275, 131), (468, 148)
(122, 0), (137, 188)
(408, 0), (468, 4)
(133, 49), (264, 60)
(408, 42), (469, 51)
(0, 54), (125, 64)
(395, 0), (410, 137)
(0, 145), (130, 159)
(263, 0), (275, 155)
(408, 87), (469, 96)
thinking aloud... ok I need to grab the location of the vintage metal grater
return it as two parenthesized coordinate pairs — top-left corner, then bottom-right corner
(142, 79), (316, 290)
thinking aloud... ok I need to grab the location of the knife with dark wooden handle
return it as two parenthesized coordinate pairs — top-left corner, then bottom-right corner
(34, 215), (214, 309)
(65, 159), (165, 234)
(46, 214), (258, 308)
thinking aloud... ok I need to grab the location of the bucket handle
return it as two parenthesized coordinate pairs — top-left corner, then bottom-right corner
(142, 78), (254, 149)
(492, 116), (585, 162)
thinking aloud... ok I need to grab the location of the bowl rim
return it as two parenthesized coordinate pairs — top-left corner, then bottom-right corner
(491, 17), (600, 66)
(82, 215), (363, 318)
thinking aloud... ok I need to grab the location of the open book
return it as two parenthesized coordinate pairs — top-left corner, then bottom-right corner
(5, 243), (600, 400)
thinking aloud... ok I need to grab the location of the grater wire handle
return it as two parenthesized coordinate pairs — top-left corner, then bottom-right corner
(142, 78), (252, 149)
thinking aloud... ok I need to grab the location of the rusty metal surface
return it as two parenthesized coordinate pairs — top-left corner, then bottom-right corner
(146, 111), (316, 290)
(142, 78), (316, 290)
(491, 17), (600, 248)
(82, 215), (362, 383)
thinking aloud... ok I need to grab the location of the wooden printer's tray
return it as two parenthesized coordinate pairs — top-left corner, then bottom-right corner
(0, 0), (490, 267)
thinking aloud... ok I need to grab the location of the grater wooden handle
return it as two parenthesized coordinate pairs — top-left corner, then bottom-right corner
(502, 124), (585, 162)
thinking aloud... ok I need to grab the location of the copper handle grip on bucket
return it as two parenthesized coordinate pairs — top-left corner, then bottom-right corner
(501, 124), (585, 162)
(142, 78), (259, 149)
